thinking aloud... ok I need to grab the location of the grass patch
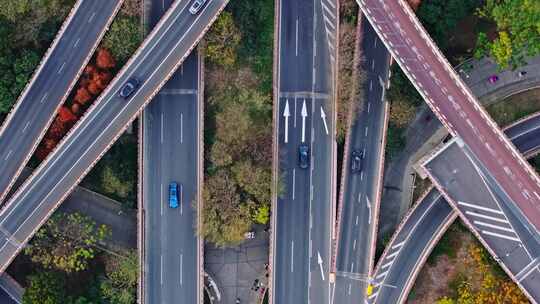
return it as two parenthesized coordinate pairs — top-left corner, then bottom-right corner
(82, 132), (138, 209)
(487, 88), (540, 126)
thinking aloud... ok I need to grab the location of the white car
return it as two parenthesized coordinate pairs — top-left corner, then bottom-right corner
(189, 0), (207, 14)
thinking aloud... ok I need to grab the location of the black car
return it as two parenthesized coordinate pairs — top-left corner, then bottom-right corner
(351, 150), (364, 173)
(119, 78), (139, 99)
(298, 144), (309, 169)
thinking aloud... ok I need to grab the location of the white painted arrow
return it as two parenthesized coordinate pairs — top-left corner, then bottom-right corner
(320, 106), (329, 135)
(301, 99), (307, 143)
(317, 251), (325, 281)
(283, 99), (290, 143)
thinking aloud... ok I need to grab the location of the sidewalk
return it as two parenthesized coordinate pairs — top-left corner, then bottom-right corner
(204, 225), (269, 304)
(378, 55), (540, 241)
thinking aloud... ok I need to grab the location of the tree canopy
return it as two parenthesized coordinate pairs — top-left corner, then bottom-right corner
(475, 0), (540, 69)
(24, 212), (110, 273)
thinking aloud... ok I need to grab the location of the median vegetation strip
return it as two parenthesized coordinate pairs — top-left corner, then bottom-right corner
(201, 0), (274, 247)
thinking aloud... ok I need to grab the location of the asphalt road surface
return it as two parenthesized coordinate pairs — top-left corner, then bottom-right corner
(0, 0), (123, 203)
(333, 18), (390, 304)
(142, 0), (201, 303)
(369, 112), (540, 304)
(357, 0), (540, 233)
(272, 0), (337, 303)
(0, 0), (228, 272)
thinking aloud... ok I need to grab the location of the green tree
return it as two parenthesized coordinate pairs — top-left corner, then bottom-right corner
(103, 15), (142, 64)
(204, 11), (241, 67)
(201, 171), (251, 246)
(475, 0), (540, 69)
(100, 251), (138, 304)
(232, 160), (271, 204)
(253, 204), (270, 225)
(102, 166), (132, 199)
(0, 0), (30, 22)
(24, 212), (110, 272)
(23, 271), (65, 304)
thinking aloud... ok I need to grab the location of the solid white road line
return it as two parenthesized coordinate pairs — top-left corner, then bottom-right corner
(391, 240), (404, 250)
(295, 18), (299, 56)
(180, 113), (183, 143)
(39, 93), (48, 103)
(292, 168), (296, 200)
(22, 121), (30, 133)
(353, 239), (357, 250)
(88, 12), (96, 23)
(457, 201), (503, 214)
(380, 261), (392, 270)
(355, 215), (359, 226)
(180, 253), (183, 285)
(4, 150), (12, 161)
(160, 113), (164, 143)
(161, 185), (163, 216)
(57, 62), (66, 74)
(291, 241), (294, 272)
(465, 211), (507, 223)
(160, 255), (163, 285)
(386, 250), (399, 260)
(473, 220), (513, 233)
(73, 38), (81, 48)
(481, 230), (520, 242)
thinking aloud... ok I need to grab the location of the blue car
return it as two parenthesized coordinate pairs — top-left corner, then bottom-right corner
(169, 182), (179, 208)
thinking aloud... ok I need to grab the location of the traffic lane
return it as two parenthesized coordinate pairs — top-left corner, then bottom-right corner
(424, 141), (540, 300)
(0, 0), (122, 202)
(373, 196), (454, 304)
(505, 114), (540, 141)
(361, 0), (540, 231)
(279, 0), (314, 92)
(274, 96), (313, 304)
(0, 0), (227, 270)
(0, 288), (16, 304)
(309, 98), (333, 303)
(143, 100), (165, 304)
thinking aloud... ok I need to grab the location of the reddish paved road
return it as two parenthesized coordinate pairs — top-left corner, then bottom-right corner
(357, 0), (540, 232)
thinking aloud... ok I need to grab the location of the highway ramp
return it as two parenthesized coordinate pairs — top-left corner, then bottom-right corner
(0, 0), (228, 273)
(0, 0), (124, 204)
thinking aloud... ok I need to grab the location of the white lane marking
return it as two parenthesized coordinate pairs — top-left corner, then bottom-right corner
(88, 12), (96, 23)
(4, 150), (12, 161)
(518, 265), (540, 282)
(375, 270), (388, 280)
(160, 255), (163, 285)
(291, 241), (294, 272)
(360, 171), (364, 181)
(161, 185), (163, 216)
(473, 220), (514, 233)
(391, 240), (404, 250)
(57, 62), (66, 74)
(380, 261), (392, 270)
(365, 126), (369, 136)
(321, 1), (336, 19)
(465, 211), (508, 223)
(386, 250), (399, 259)
(457, 201), (504, 214)
(295, 18), (299, 56)
(374, 38), (377, 48)
(509, 124), (540, 140)
(358, 192), (361, 203)
(160, 113), (164, 143)
(292, 169), (296, 200)
(353, 239), (357, 250)
(73, 38), (81, 48)
(22, 121), (30, 133)
(180, 113), (183, 143)
(369, 80), (373, 91)
(180, 253), (183, 285)
(350, 262), (354, 273)
(348, 283), (352, 295)
(367, 102), (371, 113)
(516, 258), (540, 281)
(40, 93), (48, 103)
(482, 230), (520, 242)
(355, 215), (359, 226)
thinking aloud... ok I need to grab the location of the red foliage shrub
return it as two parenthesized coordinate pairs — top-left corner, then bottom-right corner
(57, 106), (77, 123)
(96, 48), (116, 69)
(74, 87), (92, 105)
(84, 65), (97, 76)
(71, 103), (80, 115)
(47, 119), (66, 141)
